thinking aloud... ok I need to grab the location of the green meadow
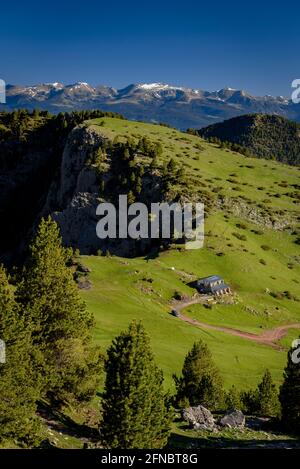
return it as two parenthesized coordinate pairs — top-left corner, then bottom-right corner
(78, 116), (300, 393)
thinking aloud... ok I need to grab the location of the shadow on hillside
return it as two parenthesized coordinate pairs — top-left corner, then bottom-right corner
(168, 431), (300, 449)
(38, 403), (99, 443)
(144, 248), (160, 261)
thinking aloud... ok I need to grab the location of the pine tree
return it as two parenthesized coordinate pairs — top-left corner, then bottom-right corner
(280, 340), (300, 433)
(0, 265), (41, 446)
(225, 385), (242, 410)
(123, 148), (130, 161)
(256, 369), (280, 417)
(167, 158), (177, 175)
(154, 142), (163, 157)
(240, 388), (259, 415)
(174, 340), (224, 410)
(150, 155), (158, 170)
(17, 217), (102, 405)
(130, 172), (136, 185)
(100, 321), (172, 449)
(135, 176), (142, 195)
(127, 190), (136, 205)
(177, 166), (185, 181)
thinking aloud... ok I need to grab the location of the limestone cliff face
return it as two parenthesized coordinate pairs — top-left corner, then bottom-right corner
(56, 126), (103, 208)
(42, 126), (104, 254)
(43, 125), (155, 256)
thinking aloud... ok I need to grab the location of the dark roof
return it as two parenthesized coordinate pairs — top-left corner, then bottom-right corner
(198, 275), (223, 283)
(210, 283), (230, 293)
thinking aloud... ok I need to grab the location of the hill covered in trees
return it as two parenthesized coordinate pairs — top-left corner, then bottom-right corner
(198, 114), (300, 166)
(0, 109), (123, 264)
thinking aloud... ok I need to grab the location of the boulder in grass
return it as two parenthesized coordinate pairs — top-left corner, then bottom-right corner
(76, 277), (93, 290)
(219, 408), (245, 428)
(182, 405), (215, 431)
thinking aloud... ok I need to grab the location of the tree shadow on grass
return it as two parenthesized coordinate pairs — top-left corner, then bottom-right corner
(168, 431), (300, 449)
(37, 402), (99, 443)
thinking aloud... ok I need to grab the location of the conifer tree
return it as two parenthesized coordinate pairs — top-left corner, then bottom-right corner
(240, 388), (259, 415)
(167, 158), (177, 175)
(174, 340), (224, 410)
(130, 172), (136, 185)
(135, 176), (142, 195)
(100, 321), (172, 449)
(17, 217), (102, 405)
(150, 155), (158, 170)
(225, 385), (242, 410)
(280, 340), (300, 433)
(0, 265), (41, 445)
(177, 165), (185, 181)
(256, 369), (280, 417)
(127, 190), (136, 205)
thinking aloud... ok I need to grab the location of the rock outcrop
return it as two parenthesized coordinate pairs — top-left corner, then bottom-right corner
(219, 408), (245, 428)
(42, 125), (161, 256)
(182, 405), (216, 431)
(42, 126), (104, 254)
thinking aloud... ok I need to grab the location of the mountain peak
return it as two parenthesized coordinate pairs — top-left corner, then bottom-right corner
(1, 81), (294, 130)
(137, 83), (170, 90)
(45, 82), (64, 88)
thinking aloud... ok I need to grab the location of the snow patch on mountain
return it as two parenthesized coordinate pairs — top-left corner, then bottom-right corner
(138, 83), (169, 90)
(46, 82), (64, 88)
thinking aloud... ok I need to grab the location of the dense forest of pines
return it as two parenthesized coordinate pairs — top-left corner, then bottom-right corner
(0, 109), (124, 265)
(0, 109), (124, 171)
(197, 114), (300, 166)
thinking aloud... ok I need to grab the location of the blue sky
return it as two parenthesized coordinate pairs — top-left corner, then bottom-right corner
(1, 0), (298, 96)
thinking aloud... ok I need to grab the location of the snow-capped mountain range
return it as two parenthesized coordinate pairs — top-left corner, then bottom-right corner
(1, 81), (298, 129)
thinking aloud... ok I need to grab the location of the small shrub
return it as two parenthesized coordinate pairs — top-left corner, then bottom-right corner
(225, 386), (242, 410)
(232, 232), (247, 241)
(173, 291), (183, 300)
(236, 223), (247, 230)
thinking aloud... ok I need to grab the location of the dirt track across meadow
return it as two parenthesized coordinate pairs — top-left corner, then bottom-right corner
(173, 298), (300, 348)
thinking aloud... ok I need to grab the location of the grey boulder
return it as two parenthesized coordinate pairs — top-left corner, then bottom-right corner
(219, 408), (245, 428)
(182, 405), (215, 431)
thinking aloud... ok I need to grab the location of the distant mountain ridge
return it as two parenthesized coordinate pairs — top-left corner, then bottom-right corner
(1, 81), (300, 129)
(199, 114), (300, 166)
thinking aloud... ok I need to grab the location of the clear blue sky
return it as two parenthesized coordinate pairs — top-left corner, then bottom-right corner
(1, 0), (298, 96)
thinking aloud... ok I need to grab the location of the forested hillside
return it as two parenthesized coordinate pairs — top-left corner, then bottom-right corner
(199, 114), (300, 166)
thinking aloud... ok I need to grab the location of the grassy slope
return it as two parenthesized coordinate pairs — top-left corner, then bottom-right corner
(87, 117), (300, 211)
(81, 117), (300, 391)
(169, 421), (300, 448)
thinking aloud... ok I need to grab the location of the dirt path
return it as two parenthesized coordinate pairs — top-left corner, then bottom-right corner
(173, 298), (300, 348)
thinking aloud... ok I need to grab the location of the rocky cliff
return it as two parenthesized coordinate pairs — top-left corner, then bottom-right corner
(43, 126), (103, 254)
(43, 126), (162, 256)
